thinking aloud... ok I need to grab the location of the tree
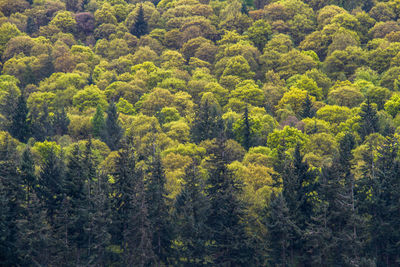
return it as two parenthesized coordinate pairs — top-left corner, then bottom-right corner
(205, 138), (253, 265)
(173, 163), (210, 265)
(247, 20), (272, 51)
(265, 193), (299, 267)
(53, 108), (70, 136)
(301, 94), (315, 119)
(243, 106), (252, 150)
(9, 94), (30, 143)
(91, 105), (105, 138)
(191, 93), (224, 143)
(112, 142), (155, 266)
(131, 5), (148, 38)
(101, 102), (123, 151)
(36, 147), (65, 223)
(145, 152), (172, 265)
(358, 99), (379, 140)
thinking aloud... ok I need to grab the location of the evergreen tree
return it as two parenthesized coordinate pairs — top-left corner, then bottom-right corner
(358, 99), (379, 140)
(92, 104), (105, 139)
(281, 145), (316, 264)
(192, 94), (224, 143)
(20, 147), (36, 206)
(102, 102), (123, 151)
(131, 5), (148, 38)
(205, 138), (253, 265)
(53, 108), (70, 136)
(9, 94), (30, 143)
(0, 134), (25, 265)
(265, 193), (299, 267)
(173, 163), (210, 265)
(87, 172), (112, 266)
(301, 94), (314, 119)
(112, 142), (155, 266)
(36, 147), (65, 223)
(30, 105), (54, 142)
(243, 105), (252, 150)
(368, 137), (400, 266)
(145, 151), (172, 264)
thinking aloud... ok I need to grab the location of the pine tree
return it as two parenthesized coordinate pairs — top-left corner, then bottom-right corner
(92, 105), (105, 139)
(9, 94), (30, 143)
(265, 193), (299, 267)
(102, 102), (123, 151)
(205, 138), (253, 265)
(358, 99), (379, 140)
(131, 5), (148, 38)
(173, 163), (209, 265)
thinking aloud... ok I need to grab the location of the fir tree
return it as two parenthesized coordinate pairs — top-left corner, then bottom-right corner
(53, 108), (70, 136)
(265, 193), (299, 267)
(301, 94), (314, 119)
(358, 99), (379, 140)
(243, 105), (252, 150)
(173, 163), (210, 265)
(9, 94), (30, 143)
(20, 147), (36, 206)
(102, 102), (123, 151)
(131, 5), (148, 38)
(92, 105), (105, 139)
(146, 151), (172, 264)
(205, 138), (253, 265)
(191, 95), (224, 143)
(112, 141), (155, 266)
(36, 147), (65, 223)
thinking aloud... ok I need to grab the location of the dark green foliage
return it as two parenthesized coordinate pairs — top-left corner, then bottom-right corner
(367, 138), (400, 266)
(191, 97), (224, 143)
(131, 5), (148, 38)
(29, 105), (54, 142)
(265, 193), (299, 267)
(358, 99), (379, 140)
(173, 163), (210, 265)
(9, 94), (30, 143)
(92, 104), (105, 138)
(243, 105), (252, 150)
(301, 94), (315, 119)
(205, 138), (253, 265)
(36, 147), (65, 222)
(112, 142), (155, 266)
(102, 102), (123, 151)
(53, 108), (70, 136)
(145, 152), (172, 264)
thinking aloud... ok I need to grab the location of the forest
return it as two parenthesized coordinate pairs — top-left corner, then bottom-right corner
(0, 0), (400, 265)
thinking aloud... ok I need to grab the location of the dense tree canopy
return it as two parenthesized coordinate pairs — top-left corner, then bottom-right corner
(1, 0), (400, 265)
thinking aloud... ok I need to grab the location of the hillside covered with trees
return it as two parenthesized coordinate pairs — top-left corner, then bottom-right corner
(1, 0), (400, 265)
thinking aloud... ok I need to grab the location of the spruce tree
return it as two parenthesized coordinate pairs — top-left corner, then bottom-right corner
(205, 138), (252, 265)
(146, 151), (172, 265)
(92, 105), (105, 139)
(243, 105), (252, 150)
(368, 137), (400, 266)
(102, 102), (123, 151)
(112, 141), (155, 266)
(131, 5), (148, 38)
(358, 99), (379, 140)
(191, 94), (224, 143)
(20, 147), (36, 206)
(301, 94), (314, 119)
(53, 108), (70, 136)
(173, 163), (209, 265)
(36, 147), (65, 223)
(9, 94), (30, 143)
(265, 193), (299, 267)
